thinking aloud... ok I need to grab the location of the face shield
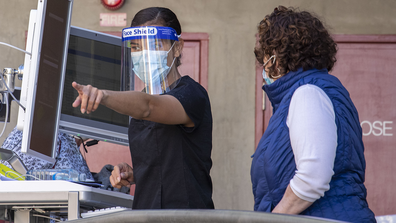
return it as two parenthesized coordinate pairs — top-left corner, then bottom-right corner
(121, 26), (179, 95)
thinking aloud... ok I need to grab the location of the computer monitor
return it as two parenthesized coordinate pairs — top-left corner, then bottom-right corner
(58, 26), (129, 146)
(16, 0), (73, 163)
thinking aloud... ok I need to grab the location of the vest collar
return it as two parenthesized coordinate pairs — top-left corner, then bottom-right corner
(262, 68), (327, 112)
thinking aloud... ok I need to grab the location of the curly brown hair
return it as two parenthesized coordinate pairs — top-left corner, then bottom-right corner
(254, 6), (337, 78)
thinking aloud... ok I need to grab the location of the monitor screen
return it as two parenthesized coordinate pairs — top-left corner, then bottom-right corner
(58, 26), (129, 146)
(17, 0), (73, 163)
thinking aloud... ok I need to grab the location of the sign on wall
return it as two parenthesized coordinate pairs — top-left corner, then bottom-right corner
(100, 13), (126, 27)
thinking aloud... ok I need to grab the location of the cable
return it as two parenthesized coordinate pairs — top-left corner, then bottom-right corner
(0, 72), (25, 111)
(77, 136), (88, 153)
(86, 140), (99, 147)
(6, 208), (12, 223)
(0, 42), (31, 56)
(0, 40), (30, 113)
(21, 174), (41, 180)
(32, 214), (61, 222)
(76, 136), (88, 161)
(0, 94), (8, 138)
(51, 140), (62, 169)
(4, 170), (24, 180)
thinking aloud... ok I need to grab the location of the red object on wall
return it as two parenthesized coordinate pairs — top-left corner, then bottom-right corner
(101, 0), (125, 10)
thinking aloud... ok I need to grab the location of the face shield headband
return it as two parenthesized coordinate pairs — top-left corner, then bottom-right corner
(121, 26), (180, 95)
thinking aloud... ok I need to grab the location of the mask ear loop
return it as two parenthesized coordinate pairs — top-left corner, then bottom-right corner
(160, 56), (177, 93)
(272, 68), (282, 79)
(161, 42), (178, 92)
(167, 42), (176, 53)
(166, 42), (178, 69)
(167, 40), (182, 69)
(169, 56), (177, 68)
(268, 55), (283, 79)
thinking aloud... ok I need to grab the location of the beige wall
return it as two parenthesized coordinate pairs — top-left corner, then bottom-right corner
(0, 0), (396, 211)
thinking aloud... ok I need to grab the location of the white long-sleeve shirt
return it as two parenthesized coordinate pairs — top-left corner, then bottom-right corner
(286, 84), (337, 202)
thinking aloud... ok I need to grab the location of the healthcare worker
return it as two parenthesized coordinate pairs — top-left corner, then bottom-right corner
(71, 7), (214, 209)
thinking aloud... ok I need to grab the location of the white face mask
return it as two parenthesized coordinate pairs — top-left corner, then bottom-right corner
(131, 42), (176, 84)
(262, 55), (276, 85)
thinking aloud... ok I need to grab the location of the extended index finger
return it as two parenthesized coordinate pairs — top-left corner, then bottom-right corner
(72, 81), (83, 92)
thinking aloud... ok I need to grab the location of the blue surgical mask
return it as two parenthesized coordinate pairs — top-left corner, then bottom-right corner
(262, 55), (276, 85)
(131, 42), (176, 84)
(262, 69), (274, 85)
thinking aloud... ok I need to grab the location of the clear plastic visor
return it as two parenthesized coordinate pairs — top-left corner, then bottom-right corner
(121, 26), (179, 95)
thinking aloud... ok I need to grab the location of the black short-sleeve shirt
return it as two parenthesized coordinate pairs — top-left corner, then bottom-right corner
(128, 76), (214, 209)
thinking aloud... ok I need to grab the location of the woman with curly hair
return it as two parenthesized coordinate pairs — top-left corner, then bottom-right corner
(250, 6), (375, 222)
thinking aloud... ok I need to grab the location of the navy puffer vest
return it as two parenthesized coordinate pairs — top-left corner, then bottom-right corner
(251, 68), (375, 222)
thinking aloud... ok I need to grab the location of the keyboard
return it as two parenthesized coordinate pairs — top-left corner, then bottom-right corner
(81, 206), (132, 218)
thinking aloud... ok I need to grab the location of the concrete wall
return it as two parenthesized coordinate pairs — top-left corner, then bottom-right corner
(0, 0), (396, 211)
